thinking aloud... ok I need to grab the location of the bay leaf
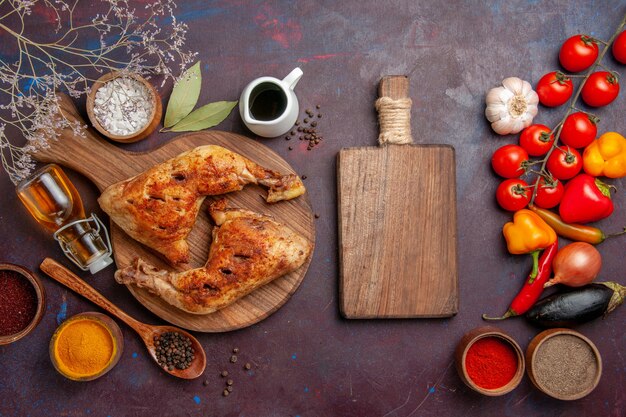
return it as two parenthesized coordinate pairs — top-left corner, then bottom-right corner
(168, 100), (238, 132)
(163, 61), (202, 128)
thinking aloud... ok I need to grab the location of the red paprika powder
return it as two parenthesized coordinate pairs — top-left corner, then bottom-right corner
(465, 337), (518, 389)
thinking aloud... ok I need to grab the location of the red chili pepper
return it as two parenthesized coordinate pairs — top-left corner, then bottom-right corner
(559, 173), (614, 224)
(482, 242), (558, 320)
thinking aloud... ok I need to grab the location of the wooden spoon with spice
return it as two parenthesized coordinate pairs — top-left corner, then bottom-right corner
(40, 258), (206, 380)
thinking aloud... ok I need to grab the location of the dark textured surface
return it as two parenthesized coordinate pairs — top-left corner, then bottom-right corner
(1, 1), (625, 416)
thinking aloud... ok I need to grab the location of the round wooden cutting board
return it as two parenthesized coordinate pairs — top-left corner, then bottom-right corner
(33, 94), (315, 332)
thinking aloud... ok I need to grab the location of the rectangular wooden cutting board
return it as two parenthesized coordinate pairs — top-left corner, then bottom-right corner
(337, 76), (458, 318)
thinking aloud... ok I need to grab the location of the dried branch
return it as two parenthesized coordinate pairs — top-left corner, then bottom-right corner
(0, 0), (196, 184)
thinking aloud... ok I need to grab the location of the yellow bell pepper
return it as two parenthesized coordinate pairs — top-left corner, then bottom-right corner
(583, 132), (626, 179)
(503, 209), (557, 278)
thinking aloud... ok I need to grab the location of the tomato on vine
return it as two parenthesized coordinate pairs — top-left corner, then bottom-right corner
(496, 179), (530, 211)
(491, 144), (529, 178)
(534, 177), (564, 209)
(581, 71), (620, 107)
(536, 72), (574, 107)
(613, 30), (626, 64)
(519, 124), (554, 156)
(560, 112), (598, 149)
(546, 146), (583, 180)
(559, 35), (599, 72)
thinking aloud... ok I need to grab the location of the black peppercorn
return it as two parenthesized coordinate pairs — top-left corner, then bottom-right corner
(154, 332), (195, 371)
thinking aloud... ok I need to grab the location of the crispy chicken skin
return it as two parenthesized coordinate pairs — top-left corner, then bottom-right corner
(98, 145), (305, 264)
(114, 200), (312, 314)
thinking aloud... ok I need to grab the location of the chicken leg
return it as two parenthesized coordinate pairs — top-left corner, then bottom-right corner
(98, 145), (305, 264)
(114, 199), (312, 314)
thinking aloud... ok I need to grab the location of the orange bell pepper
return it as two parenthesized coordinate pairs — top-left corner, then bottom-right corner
(503, 209), (557, 278)
(583, 132), (626, 178)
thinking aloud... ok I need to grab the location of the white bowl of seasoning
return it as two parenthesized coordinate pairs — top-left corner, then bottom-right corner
(86, 71), (162, 143)
(526, 328), (602, 400)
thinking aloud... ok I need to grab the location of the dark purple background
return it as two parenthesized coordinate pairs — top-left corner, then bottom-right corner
(1, 1), (625, 416)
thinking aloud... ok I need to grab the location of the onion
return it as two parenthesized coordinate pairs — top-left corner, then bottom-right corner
(544, 242), (602, 288)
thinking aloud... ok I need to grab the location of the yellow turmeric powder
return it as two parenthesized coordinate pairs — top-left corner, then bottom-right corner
(54, 318), (115, 377)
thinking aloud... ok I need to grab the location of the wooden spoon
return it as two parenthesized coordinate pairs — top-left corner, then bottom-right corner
(40, 258), (206, 379)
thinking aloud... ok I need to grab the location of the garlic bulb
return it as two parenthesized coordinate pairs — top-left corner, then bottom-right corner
(485, 77), (539, 135)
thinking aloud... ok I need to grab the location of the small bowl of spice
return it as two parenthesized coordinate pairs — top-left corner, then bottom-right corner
(0, 263), (46, 345)
(86, 71), (162, 143)
(526, 328), (602, 400)
(455, 326), (525, 396)
(50, 312), (123, 381)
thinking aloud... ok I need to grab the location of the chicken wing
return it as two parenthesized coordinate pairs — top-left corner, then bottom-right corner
(114, 200), (312, 314)
(98, 145), (305, 264)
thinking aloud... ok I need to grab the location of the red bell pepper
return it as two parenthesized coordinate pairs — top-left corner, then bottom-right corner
(559, 173), (614, 224)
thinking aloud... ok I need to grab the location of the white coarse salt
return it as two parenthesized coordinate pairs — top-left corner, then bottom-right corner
(93, 77), (154, 136)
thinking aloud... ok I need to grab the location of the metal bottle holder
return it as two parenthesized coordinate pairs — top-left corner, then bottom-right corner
(52, 213), (112, 271)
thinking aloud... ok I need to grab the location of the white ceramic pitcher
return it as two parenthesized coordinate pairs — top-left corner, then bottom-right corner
(239, 67), (303, 138)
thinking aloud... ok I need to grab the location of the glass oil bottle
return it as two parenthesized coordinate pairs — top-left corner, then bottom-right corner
(16, 164), (113, 274)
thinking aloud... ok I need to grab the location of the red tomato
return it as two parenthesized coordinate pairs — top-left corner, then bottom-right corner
(496, 179), (530, 211)
(534, 177), (564, 209)
(491, 145), (529, 178)
(519, 124), (554, 156)
(560, 112), (598, 149)
(581, 71), (620, 107)
(613, 30), (626, 64)
(536, 72), (574, 107)
(559, 35), (599, 72)
(546, 146), (583, 180)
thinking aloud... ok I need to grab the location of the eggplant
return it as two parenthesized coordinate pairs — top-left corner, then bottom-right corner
(525, 282), (626, 328)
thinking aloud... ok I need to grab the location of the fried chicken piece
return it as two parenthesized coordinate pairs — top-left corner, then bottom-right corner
(114, 200), (312, 314)
(98, 145), (305, 264)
